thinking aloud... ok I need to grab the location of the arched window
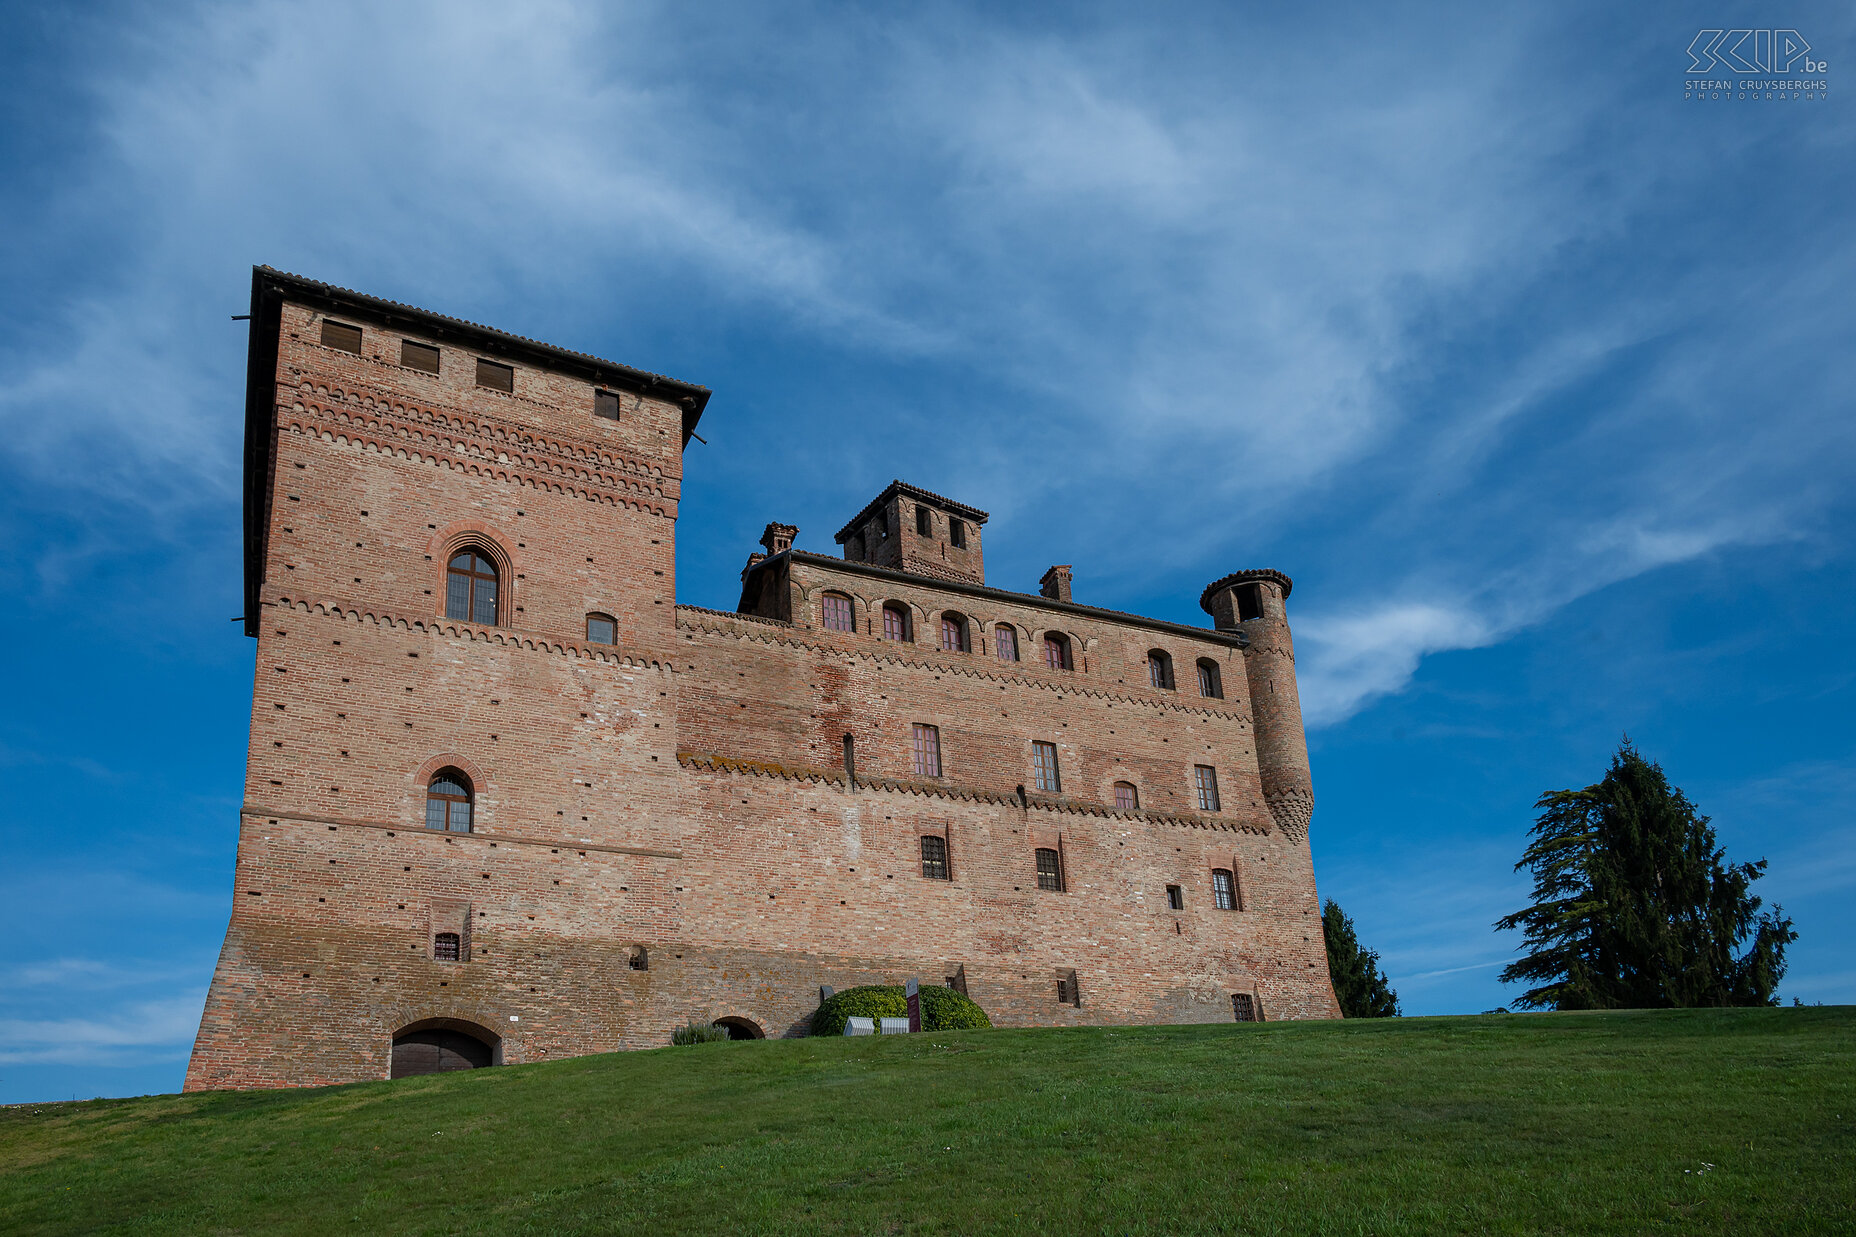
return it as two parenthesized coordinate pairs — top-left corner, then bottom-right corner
(1212, 868), (1239, 911)
(586, 613), (616, 645)
(1043, 633), (1072, 671)
(1113, 781), (1139, 810)
(882, 602), (911, 642)
(425, 769), (473, 833)
(445, 549), (499, 625)
(995, 625), (1019, 661)
(821, 593), (855, 632)
(1147, 650), (1174, 690)
(1197, 658), (1223, 699)
(940, 613), (969, 653)
(1035, 847), (1063, 892)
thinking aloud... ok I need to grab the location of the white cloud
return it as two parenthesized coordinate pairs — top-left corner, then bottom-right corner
(0, 994), (202, 1066)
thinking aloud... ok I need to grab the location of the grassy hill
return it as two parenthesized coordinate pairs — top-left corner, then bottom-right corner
(2, 1008), (1851, 1235)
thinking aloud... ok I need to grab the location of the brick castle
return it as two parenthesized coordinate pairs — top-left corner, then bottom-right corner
(184, 268), (1339, 1088)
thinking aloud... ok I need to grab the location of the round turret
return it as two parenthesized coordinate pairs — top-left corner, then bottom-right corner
(1201, 569), (1313, 841)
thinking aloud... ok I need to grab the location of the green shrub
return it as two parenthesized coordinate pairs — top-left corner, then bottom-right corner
(810, 985), (992, 1037)
(670, 1021), (731, 1045)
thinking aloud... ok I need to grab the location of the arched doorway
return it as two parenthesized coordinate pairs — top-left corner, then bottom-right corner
(713, 1016), (765, 1041)
(390, 1019), (501, 1078)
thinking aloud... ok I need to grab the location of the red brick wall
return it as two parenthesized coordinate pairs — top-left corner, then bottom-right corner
(185, 291), (1338, 1093)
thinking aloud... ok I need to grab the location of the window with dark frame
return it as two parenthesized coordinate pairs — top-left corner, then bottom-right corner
(629, 946), (649, 971)
(1043, 634), (1071, 670)
(1232, 992), (1259, 1022)
(916, 505), (933, 536)
(475, 358), (514, 392)
(432, 932), (461, 962)
(1055, 968), (1080, 1006)
(822, 593), (854, 632)
(1166, 884), (1184, 910)
(1236, 582), (1264, 622)
(912, 724), (942, 778)
(950, 518), (966, 547)
(1114, 781), (1139, 810)
(1195, 765), (1221, 812)
(1197, 659), (1223, 699)
(882, 603), (910, 641)
(1212, 868), (1237, 910)
(1032, 741), (1061, 793)
(920, 834), (949, 880)
(1035, 847), (1063, 892)
(585, 614), (616, 645)
(401, 340), (441, 373)
(425, 771), (473, 833)
(995, 625), (1019, 661)
(1148, 650), (1174, 690)
(446, 550), (499, 625)
(594, 389), (621, 421)
(940, 614), (968, 652)
(320, 320), (362, 353)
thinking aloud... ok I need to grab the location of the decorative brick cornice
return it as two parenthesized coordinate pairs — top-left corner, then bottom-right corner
(268, 595), (676, 671)
(675, 749), (1268, 835)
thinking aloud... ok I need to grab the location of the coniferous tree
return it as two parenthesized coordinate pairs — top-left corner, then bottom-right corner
(1496, 739), (1795, 1010)
(1322, 899), (1400, 1017)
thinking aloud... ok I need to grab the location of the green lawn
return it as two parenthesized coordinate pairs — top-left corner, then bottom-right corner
(2, 1008), (1851, 1235)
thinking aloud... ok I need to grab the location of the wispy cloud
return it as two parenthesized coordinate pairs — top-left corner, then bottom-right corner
(0, 994), (202, 1066)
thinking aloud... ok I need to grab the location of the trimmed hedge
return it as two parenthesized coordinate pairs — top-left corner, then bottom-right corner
(810, 985), (992, 1037)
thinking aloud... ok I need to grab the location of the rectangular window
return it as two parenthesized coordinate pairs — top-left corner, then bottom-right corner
(1044, 636), (1071, 671)
(1237, 583), (1264, 622)
(475, 358), (514, 392)
(1166, 884), (1184, 911)
(941, 616), (966, 652)
(1114, 782), (1139, 811)
(1197, 661), (1221, 698)
(1232, 993), (1258, 1022)
(401, 340), (440, 373)
(1055, 968), (1080, 1006)
(1212, 868), (1237, 910)
(1035, 847), (1063, 892)
(1032, 741), (1061, 793)
(594, 389), (621, 420)
(949, 518), (966, 547)
(822, 594), (854, 632)
(433, 932), (461, 962)
(912, 724), (942, 778)
(995, 626), (1017, 661)
(320, 321), (362, 354)
(920, 834), (949, 880)
(916, 505), (932, 536)
(1195, 765), (1221, 812)
(883, 605), (908, 641)
(585, 615), (616, 645)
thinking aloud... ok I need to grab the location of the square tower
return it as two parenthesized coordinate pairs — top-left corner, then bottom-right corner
(833, 480), (988, 585)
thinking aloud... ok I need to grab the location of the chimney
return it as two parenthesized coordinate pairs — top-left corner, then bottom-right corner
(760, 522), (798, 556)
(1039, 564), (1073, 604)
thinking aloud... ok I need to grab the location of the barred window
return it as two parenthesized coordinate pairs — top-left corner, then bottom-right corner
(920, 834), (949, 880)
(446, 550), (499, 625)
(1114, 781), (1139, 811)
(1195, 764), (1221, 812)
(585, 613), (616, 645)
(940, 614), (968, 652)
(1148, 650), (1174, 690)
(425, 771), (473, 833)
(432, 932), (461, 962)
(822, 593), (854, 632)
(882, 603), (910, 641)
(1032, 741), (1061, 793)
(912, 724), (942, 778)
(995, 625), (1018, 661)
(1166, 884), (1184, 911)
(1035, 847), (1063, 892)
(1043, 633), (1072, 670)
(1232, 992), (1259, 1022)
(1212, 868), (1237, 910)
(1197, 659), (1223, 699)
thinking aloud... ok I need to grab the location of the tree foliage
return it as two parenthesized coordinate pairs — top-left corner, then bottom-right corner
(1322, 899), (1400, 1017)
(1496, 740), (1795, 1010)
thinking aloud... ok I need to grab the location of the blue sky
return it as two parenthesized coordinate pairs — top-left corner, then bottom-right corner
(1, 2), (1850, 1103)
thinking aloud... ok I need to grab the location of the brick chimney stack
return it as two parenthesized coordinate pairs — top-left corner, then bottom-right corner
(1039, 565), (1073, 604)
(759, 523), (798, 555)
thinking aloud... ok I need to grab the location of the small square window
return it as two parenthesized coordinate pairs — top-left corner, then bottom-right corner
(320, 321), (362, 354)
(433, 932), (461, 962)
(594, 389), (621, 421)
(1232, 992), (1259, 1022)
(475, 358), (514, 392)
(1114, 782), (1139, 810)
(586, 614), (616, 645)
(401, 340), (440, 373)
